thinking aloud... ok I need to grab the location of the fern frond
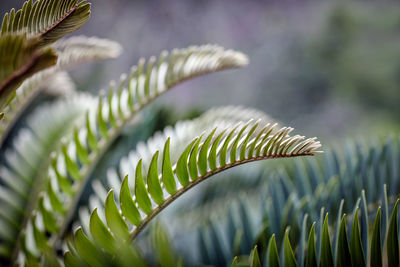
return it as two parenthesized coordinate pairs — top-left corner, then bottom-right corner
(0, 94), (96, 262)
(0, 0), (91, 46)
(17, 45), (249, 263)
(0, 36), (122, 145)
(0, 34), (57, 112)
(64, 119), (320, 266)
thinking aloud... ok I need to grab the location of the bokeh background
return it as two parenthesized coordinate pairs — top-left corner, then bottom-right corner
(3, 0), (400, 144)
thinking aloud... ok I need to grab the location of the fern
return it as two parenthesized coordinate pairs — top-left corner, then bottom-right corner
(0, 36), (122, 145)
(64, 119), (320, 266)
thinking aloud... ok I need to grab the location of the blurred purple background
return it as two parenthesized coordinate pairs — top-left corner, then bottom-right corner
(2, 0), (400, 142)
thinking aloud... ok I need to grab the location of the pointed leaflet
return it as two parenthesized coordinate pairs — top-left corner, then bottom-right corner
(134, 159), (152, 215)
(73, 228), (106, 267)
(320, 214), (334, 267)
(336, 215), (351, 267)
(119, 175), (141, 226)
(350, 208), (365, 267)
(162, 138), (176, 194)
(283, 229), (298, 267)
(199, 128), (216, 175)
(250, 246), (261, 267)
(105, 190), (129, 241)
(90, 208), (116, 254)
(189, 136), (202, 181)
(176, 138), (198, 186)
(387, 199), (399, 267)
(305, 223), (317, 267)
(267, 235), (280, 267)
(147, 151), (164, 205)
(370, 208), (382, 267)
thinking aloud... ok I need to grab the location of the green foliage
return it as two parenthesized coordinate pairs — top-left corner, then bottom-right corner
(1, 0), (90, 45)
(1, 1), (398, 267)
(0, 0), (91, 114)
(235, 194), (399, 267)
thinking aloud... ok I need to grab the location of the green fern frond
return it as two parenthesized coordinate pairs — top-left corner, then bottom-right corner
(0, 36), (122, 145)
(0, 34), (57, 112)
(64, 119), (320, 266)
(0, 0), (91, 46)
(0, 94), (96, 262)
(17, 45), (249, 264)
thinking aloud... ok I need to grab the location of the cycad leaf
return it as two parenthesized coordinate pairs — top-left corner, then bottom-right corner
(283, 229), (298, 267)
(23, 46), (248, 261)
(0, 34), (57, 111)
(336, 215), (351, 267)
(320, 214), (334, 267)
(306, 223), (317, 267)
(370, 207), (382, 267)
(268, 235), (281, 267)
(0, 36), (121, 145)
(65, 119), (320, 266)
(250, 246), (261, 267)
(350, 209), (365, 267)
(0, 94), (95, 262)
(387, 199), (399, 267)
(1, 0), (91, 46)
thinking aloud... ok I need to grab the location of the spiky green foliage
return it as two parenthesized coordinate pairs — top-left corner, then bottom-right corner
(0, 0), (91, 46)
(190, 135), (399, 266)
(234, 197), (399, 267)
(65, 119), (320, 266)
(14, 45), (250, 264)
(0, 36), (122, 145)
(0, 94), (96, 261)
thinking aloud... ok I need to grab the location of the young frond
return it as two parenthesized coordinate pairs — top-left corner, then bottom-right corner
(0, 94), (96, 262)
(65, 119), (320, 266)
(16, 45), (249, 264)
(0, 36), (121, 145)
(0, 34), (57, 111)
(0, 0), (91, 46)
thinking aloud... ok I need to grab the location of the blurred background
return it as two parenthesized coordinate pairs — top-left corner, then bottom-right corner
(2, 0), (400, 144)
(1, 0), (400, 264)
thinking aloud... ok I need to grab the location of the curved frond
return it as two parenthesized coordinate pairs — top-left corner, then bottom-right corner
(189, 135), (400, 266)
(17, 45), (249, 263)
(0, 34), (57, 111)
(82, 106), (274, 226)
(1, 0), (91, 46)
(0, 94), (96, 262)
(0, 36), (122, 145)
(64, 119), (320, 266)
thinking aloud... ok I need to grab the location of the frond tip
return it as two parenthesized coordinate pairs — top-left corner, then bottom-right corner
(66, 120), (321, 266)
